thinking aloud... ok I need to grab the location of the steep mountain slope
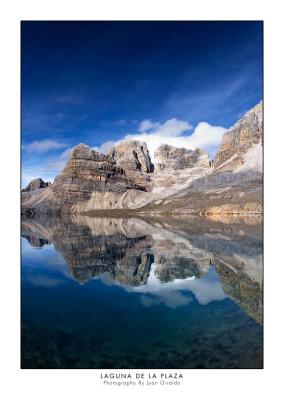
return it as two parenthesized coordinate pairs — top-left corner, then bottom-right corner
(214, 101), (263, 172)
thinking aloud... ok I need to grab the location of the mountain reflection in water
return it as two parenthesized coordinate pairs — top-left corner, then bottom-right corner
(21, 214), (263, 368)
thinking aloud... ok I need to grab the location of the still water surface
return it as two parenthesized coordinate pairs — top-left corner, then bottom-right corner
(21, 215), (263, 368)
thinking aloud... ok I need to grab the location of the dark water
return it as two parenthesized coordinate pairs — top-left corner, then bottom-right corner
(21, 214), (263, 369)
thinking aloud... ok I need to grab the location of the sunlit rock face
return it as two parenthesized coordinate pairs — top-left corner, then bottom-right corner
(151, 145), (210, 189)
(21, 214), (263, 323)
(108, 140), (154, 190)
(214, 101), (263, 171)
(110, 140), (154, 174)
(155, 145), (209, 171)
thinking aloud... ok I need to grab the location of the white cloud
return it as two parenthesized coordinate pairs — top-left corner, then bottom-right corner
(93, 140), (116, 154)
(95, 118), (226, 159)
(139, 119), (160, 132)
(129, 264), (227, 308)
(23, 139), (67, 153)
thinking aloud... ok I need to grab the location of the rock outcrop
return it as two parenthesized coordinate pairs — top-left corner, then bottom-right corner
(155, 145), (209, 170)
(214, 101), (263, 171)
(22, 178), (51, 192)
(108, 141), (154, 189)
(109, 140), (153, 173)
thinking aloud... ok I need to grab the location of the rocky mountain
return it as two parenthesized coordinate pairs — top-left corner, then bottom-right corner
(21, 100), (263, 215)
(22, 178), (51, 192)
(142, 100), (263, 214)
(21, 143), (147, 214)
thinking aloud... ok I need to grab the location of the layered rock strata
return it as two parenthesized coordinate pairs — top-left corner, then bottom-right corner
(108, 141), (154, 189)
(214, 101), (263, 171)
(155, 145), (209, 171)
(109, 140), (153, 173)
(21, 143), (147, 214)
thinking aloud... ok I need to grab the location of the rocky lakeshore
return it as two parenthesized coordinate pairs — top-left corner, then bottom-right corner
(21, 101), (263, 216)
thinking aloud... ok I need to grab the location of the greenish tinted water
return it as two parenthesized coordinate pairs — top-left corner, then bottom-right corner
(21, 215), (263, 368)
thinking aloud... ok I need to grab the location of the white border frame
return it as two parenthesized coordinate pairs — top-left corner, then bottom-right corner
(1, 0), (284, 399)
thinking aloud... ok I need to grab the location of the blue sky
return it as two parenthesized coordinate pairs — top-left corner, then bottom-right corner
(21, 21), (263, 185)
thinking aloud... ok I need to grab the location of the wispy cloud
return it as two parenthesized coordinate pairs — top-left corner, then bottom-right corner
(22, 147), (72, 187)
(163, 60), (262, 125)
(23, 139), (67, 153)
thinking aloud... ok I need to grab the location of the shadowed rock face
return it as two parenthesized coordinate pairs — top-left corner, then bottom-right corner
(214, 101), (263, 169)
(21, 214), (263, 323)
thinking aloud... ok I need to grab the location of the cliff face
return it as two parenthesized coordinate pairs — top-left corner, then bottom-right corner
(110, 140), (153, 173)
(155, 145), (209, 171)
(53, 143), (142, 194)
(109, 141), (154, 189)
(214, 101), (263, 170)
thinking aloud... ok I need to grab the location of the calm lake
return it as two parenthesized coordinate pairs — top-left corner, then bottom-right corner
(21, 214), (263, 368)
